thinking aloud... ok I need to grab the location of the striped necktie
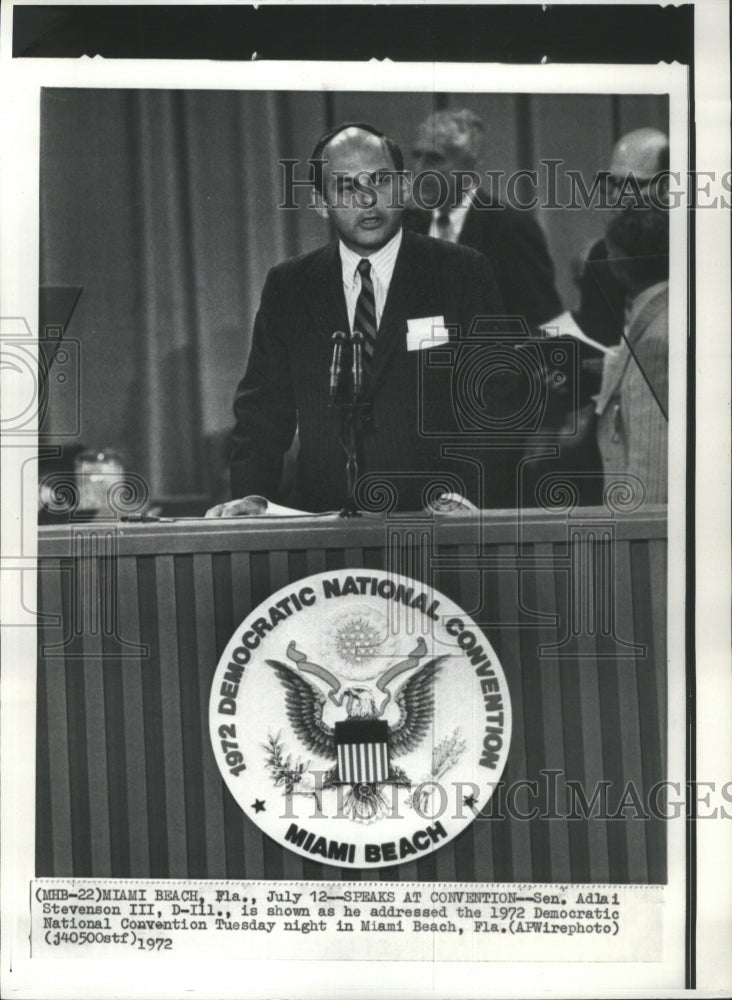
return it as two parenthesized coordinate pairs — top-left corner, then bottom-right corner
(354, 258), (377, 362)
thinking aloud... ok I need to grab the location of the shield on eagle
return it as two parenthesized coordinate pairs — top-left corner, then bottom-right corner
(334, 718), (390, 784)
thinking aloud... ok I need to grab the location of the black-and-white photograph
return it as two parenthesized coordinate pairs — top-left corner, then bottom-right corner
(35, 85), (673, 883)
(1, 3), (730, 998)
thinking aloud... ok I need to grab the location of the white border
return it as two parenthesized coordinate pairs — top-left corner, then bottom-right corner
(692, 1), (732, 995)
(1, 2), (728, 996)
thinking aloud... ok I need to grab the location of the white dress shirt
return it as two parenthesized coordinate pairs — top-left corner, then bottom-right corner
(428, 189), (474, 242)
(339, 227), (403, 332)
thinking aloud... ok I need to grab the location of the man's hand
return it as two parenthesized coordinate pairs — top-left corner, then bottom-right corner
(430, 492), (478, 514)
(205, 495), (269, 518)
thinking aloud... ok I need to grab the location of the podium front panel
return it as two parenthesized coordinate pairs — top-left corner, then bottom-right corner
(36, 509), (667, 883)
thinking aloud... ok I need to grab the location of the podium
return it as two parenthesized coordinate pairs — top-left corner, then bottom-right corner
(36, 506), (667, 883)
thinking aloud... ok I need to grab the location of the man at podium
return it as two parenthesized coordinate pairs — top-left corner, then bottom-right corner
(207, 122), (514, 517)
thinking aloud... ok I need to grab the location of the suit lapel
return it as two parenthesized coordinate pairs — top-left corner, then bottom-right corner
(306, 242), (349, 338)
(305, 234), (429, 397)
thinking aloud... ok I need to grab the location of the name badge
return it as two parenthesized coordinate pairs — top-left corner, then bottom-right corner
(406, 315), (450, 351)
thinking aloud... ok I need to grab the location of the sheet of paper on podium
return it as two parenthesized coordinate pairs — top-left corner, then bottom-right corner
(540, 309), (611, 355)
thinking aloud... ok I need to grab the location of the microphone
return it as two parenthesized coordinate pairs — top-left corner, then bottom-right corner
(351, 329), (364, 398)
(329, 330), (347, 399)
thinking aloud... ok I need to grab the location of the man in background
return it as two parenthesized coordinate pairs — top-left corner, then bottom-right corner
(570, 127), (669, 349)
(529, 126), (669, 506)
(595, 206), (669, 503)
(405, 108), (563, 330)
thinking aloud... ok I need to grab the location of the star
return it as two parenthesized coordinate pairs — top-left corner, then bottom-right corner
(463, 793), (478, 811)
(252, 799), (266, 813)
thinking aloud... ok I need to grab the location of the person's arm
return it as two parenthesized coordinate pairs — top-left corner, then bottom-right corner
(207, 267), (297, 518)
(624, 324), (669, 504)
(495, 210), (563, 328)
(573, 238), (626, 347)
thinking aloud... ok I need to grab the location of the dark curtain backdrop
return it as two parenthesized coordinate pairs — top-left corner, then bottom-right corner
(40, 88), (667, 504)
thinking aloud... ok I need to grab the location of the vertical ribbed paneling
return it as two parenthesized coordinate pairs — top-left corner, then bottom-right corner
(193, 553), (227, 878)
(60, 556), (92, 876)
(305, 547), (327, 577)
(497, 543), (532, 881)
(594, 543), (631, 885)
(39, 561), (73, 875)
(574, 534), (610, 883)
(630, 539), (666, 883)
(343, 547), (365, 570)
(227, 550), (269, 880)
(79, 541), (112, 876)
(648, 538), (668, 779)
(469, 547), (496, 885)
(155, 555), (188, 874)
(442, 543), (479, 884)
(283, 547), (319, 879)
(360, 869), (382, 883)
(556, 559), (588, 883)
(36, 519), (668, 884)
(477, 560), (506, 881)
(36, 611), (54, 876)
(214, 552), (249, 879)
(117, 555), (150, 877)
(434, 832), (457, 883)
(137, 556), (169, 876)
(612, 538), (648, 883)
(264, 550), (307, 882)
(517, 560), (552, 881)
(228, 551), (252, 626)
(269, 550), (305, 885)
(174, 555), (208, 876)
(101, 618), (131, 877)
(534, 542), (571, 883)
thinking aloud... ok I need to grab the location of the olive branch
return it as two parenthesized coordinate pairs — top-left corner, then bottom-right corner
(407, 727), (467, 812)
(261, 731), (309, 795)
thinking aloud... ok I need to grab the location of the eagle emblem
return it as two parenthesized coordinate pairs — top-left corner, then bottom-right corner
(265, 636), (447, 822)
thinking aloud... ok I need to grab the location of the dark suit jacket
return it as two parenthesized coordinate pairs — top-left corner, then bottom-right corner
(231, 230), (515, 512)
(573, 238), (626, 348)
(404, 196), (562, 328)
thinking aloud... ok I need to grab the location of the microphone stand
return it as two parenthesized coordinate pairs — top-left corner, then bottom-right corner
(329, 330), (371, 518)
